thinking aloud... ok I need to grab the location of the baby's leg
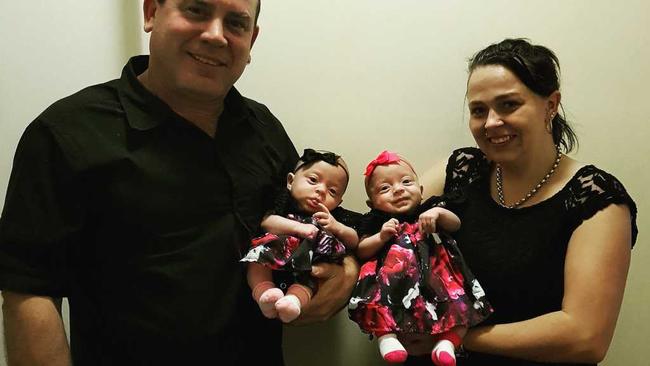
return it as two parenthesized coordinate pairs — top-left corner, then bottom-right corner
(248, 263), (283, 319)
(275, 283), (312, 323)
(431, 326), (466, 366)
(377, 332), (408, 363)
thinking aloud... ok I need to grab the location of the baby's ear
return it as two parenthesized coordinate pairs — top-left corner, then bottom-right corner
(286, 173), (295, 190)
(366, 199), (373, 209)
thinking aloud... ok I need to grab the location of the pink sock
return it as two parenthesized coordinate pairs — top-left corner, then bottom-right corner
(432, 340), (456, 366)
(378, 333), (408, 363)
(252, 281), (283, 319)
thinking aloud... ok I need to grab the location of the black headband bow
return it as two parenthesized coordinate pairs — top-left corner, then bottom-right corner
(295, 148), (349, 179)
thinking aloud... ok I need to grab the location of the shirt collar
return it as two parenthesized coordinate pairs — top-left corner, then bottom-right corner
(118, 55), (251, 131)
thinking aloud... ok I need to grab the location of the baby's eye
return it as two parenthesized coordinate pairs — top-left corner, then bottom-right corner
(329, 188), (338, 196)
(307, 176), (318, 183)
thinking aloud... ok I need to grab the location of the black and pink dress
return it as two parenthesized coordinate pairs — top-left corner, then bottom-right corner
(348, 197), (492, 337)
(240, 200), (360, 288)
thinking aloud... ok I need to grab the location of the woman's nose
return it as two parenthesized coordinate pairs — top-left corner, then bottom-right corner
(484, 109), (504, 129)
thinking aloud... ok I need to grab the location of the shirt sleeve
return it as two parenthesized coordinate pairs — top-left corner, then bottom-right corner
(444, 147), (489, 195)
(565, 166), (638, 247)
(0, 120), (86, 296)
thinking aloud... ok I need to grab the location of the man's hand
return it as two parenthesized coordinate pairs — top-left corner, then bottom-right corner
(292, 255), (360, 325)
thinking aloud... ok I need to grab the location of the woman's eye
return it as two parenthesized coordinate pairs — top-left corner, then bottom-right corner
(501, 100), (519, 111)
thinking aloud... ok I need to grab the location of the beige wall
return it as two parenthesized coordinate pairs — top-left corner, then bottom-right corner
(0, 1), (648, 365)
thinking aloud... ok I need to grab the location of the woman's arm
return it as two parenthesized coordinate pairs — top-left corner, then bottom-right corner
(2, 292), (71, 366)
(464, 203), (632, 363)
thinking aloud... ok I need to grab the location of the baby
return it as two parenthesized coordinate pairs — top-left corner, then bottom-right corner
(349, 150), (492, 365)
(241, 149), (359, 323)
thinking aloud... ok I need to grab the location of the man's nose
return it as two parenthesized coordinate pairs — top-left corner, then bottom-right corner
(201, 19), (228, 46)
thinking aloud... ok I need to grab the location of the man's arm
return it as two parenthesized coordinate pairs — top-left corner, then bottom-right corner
(291, 255), (360, 324)
(2, 291), (71, 366)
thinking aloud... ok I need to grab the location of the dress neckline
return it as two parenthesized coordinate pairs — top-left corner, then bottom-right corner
(482, 164), (594, 212)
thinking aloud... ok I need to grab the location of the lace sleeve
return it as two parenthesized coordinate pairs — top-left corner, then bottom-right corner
(565, 165), (638, 247)
(444, 147), (490, 194)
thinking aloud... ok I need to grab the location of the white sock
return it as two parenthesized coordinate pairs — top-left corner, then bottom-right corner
(378, 333), (406, 358)
(433, 339), (456, 363)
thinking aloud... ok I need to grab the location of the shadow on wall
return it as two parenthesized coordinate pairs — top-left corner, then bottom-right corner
(121, 0), (146, 59)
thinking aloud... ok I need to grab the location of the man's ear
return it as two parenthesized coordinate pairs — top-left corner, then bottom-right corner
(366, 199), (373, 209)
(250, 25), (260, 49)
(286, 173), (295, 190)
(143, 0), (158, 33)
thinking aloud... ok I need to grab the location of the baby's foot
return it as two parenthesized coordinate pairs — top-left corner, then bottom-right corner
(275, 294), (302, 323)
(378, 333), (408, 363)
(258, 288), (283, 319)
(432, 339), (456, 366)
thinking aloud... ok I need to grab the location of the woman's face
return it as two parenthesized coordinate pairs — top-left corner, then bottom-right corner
(466, 65), (557, 164)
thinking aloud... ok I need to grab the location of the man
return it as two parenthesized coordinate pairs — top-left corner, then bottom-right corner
(0, 1), (359, 364)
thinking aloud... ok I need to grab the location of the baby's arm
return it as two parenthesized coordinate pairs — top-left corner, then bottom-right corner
(418, 207), (461, 234)
(312, 203), (359, 250)
(356, 218), (399, 261)
(261, 214), (319, 239)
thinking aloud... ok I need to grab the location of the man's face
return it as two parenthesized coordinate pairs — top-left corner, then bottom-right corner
(143, 0), (259, 101)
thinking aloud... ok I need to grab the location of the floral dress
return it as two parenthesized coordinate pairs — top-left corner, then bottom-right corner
(348, 197), (492, 336)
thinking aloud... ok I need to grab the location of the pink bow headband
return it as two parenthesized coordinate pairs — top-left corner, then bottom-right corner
(364, 150), (401, 177)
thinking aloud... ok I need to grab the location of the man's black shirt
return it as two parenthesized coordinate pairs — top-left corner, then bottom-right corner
(0, 56), (298, 365)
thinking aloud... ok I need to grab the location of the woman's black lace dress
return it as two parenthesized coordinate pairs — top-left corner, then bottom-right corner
(407, 147), (638, 366)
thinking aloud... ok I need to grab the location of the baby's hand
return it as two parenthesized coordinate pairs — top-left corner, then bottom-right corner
(313, 203), (338, 232)
(294, 223), (319, 239)
(379, 218), (399, 242)
(418, 207), (441, 234)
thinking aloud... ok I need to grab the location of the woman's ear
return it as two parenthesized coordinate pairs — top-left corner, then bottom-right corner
(286, 173), (295, 190)
(548, 90), (561, 114)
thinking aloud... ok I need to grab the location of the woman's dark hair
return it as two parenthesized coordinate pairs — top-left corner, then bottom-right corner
(468, 38), (578, 153)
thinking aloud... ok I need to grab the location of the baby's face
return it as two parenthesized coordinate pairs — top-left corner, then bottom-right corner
(288, 161), (348, 214)
(368, 162), (422, 215)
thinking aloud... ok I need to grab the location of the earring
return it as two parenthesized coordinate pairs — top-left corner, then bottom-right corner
(546, 112), (556, 133)
(247, 55), (252, 64)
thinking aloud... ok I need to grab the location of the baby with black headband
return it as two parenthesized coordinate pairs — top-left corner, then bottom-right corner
(241, 149), (359, 323)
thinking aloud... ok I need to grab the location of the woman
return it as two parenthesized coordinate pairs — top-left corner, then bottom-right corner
(405, 38), (638, 365)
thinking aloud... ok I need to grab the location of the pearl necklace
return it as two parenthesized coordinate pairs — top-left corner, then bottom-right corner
(496, 149), (563, 209)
